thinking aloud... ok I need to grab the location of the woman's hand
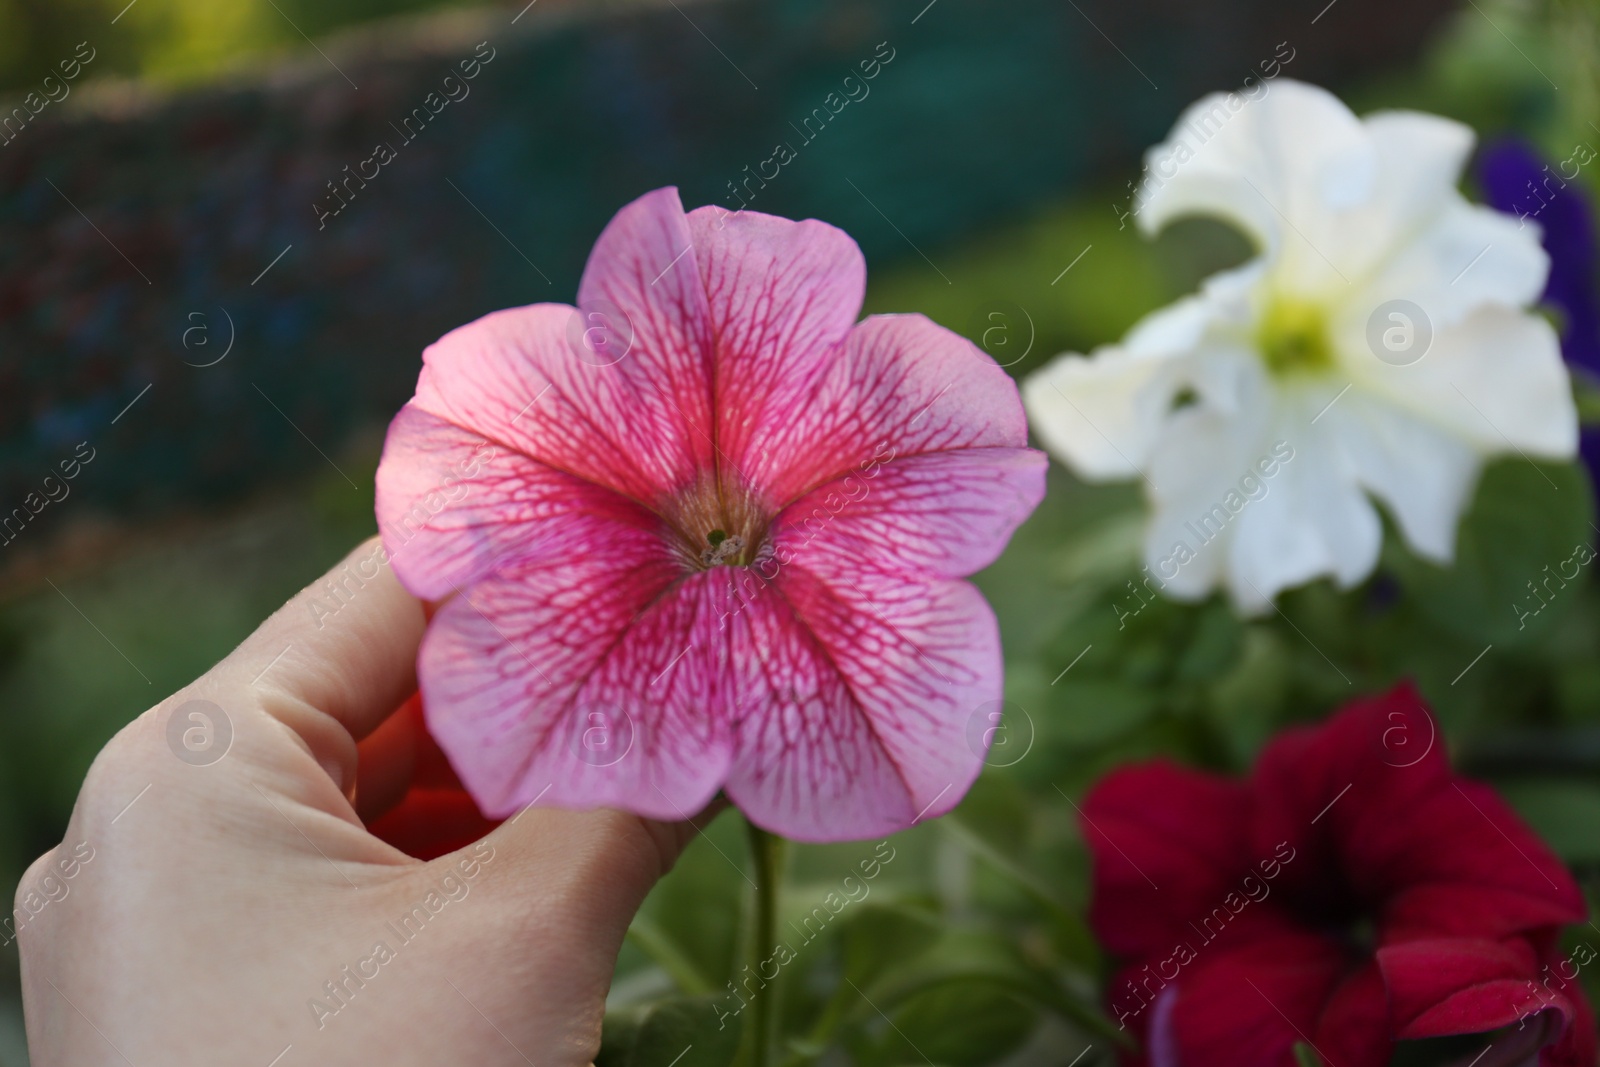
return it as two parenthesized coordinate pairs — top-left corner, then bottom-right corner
(17, 539), (703, 1066)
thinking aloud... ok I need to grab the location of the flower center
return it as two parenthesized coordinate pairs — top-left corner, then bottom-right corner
(1257, 297), (1335, 378)
(665, 475), (769, 572)
(700, 528), (747, 567)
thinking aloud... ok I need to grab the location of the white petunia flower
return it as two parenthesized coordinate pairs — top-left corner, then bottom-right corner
(1024, 79), (1576, 615)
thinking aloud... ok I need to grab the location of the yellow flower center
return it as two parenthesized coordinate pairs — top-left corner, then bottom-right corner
(1257, 298), (1335, 378)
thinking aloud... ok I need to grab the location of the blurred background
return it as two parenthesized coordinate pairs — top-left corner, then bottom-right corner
(2, 0), (1599, 1062)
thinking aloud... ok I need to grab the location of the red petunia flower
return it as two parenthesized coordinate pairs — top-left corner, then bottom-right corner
(1081, 683), (1596, 1066)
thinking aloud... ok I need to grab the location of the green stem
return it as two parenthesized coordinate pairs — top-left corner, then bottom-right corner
(742, 818), (788, 1067)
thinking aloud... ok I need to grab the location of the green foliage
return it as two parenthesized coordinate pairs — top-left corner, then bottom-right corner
(597, 996), (742, 1067)
(1500, 780), (1600, 866)
(850, 982), (1036, 1067)
(0, 0), (490, 92)
(1292, 1042), (1325, 1067)
(1387, 459), (1596, 646)
(8, 5), (1600, 1062)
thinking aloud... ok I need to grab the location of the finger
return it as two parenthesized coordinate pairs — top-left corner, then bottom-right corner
(402, 805), (724, 1064)
(433, 798), (730, 1036)
(451, 801), (725, 946)
(222, 536), (425, 738)
(197, 537), (423, 798)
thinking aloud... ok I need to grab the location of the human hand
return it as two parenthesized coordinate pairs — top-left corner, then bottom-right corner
(16, 539), (703, 1066)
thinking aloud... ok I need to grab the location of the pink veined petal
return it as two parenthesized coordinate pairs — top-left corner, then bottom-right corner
(717, 554), (1001, 841)
(771, 448), (1047, 580)
(411, 300), (705, 509)
(411, 187), (719, 513)
(574, 186), (719, 488)
(376, 405), (655, 598)
(416, 516), (732, 820)
(681, 205), (867, 486)
(739, 313), (1031, 509)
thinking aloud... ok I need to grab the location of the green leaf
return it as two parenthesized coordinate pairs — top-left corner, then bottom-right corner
(1292, 1040), (1325, 1067)
(1389, 458), (1595, 646)
(1205, 627), (1292, 767)
(1574, 372), (1600, 426)
(597, 995), (742, 1067)
(940, 814), (1071, 925)
(1174, 601), (1244, 683)
(853, 981), (1038, 1067)
(942, 775), (1102, 968)
(631, 815), (746, 995)
(837, 903), (943, 990)
(948, 772), (1033, 865)
(800, 902), (943, 1050)
(848, 928), (1127, 1047)
(1047, 678), (1160, 746)
(626, 914), (716, 996)
(1498, 779), (1600, 864)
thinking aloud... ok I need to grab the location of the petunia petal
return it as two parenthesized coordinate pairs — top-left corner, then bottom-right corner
(1021, 291), (1224, 480)
(1249, 684), (1451, 919)
(1353, 111), (1476, 245)
(1377, 936), (1562, 1040)
(1314, 110), (1490, 295)
(376, 405), (653, 598)
(1079, 760), (1254, 959)
(1135, 79), (1375, 289)
(772, 447), (1047, 580)
(1023, 347), (1177, 481)
(740, 313), (1030, 508)
(1136, 353), (1274, 605)
(417, 516), (733, 820)
(1140, 365), (1382, 613)
(366, 787), (501, 862)
(1543, 936), (1599, 1067)
(1379, 779), (1586, 942)
(1321, 390), (1482, 564)
(1223, 405), (1383, 611)
(1478, 139), (1600, 376)
(1313, 960), (1396, 1067)
(1334, 111), (1544, 331)
(1346, 304), (1576, 461)
(680, 205), (867, 495)
(1343, 200), (1548, 337)
(1249, 686), (1585, 942)
(573, 186), (718, 490)
(411, 299), (706, 510)
(720, 554), (1000, 841)
(1169, 929), (1369, 1067)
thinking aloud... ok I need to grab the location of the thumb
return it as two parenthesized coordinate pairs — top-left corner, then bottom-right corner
(440, 805), (712, 944)
(404, 806), (720, 1062)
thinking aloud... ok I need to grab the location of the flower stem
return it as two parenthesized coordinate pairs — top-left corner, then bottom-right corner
(742, 818), (788, 1067)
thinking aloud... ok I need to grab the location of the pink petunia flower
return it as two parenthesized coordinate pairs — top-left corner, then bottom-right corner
(374, 188), (1045, 841)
